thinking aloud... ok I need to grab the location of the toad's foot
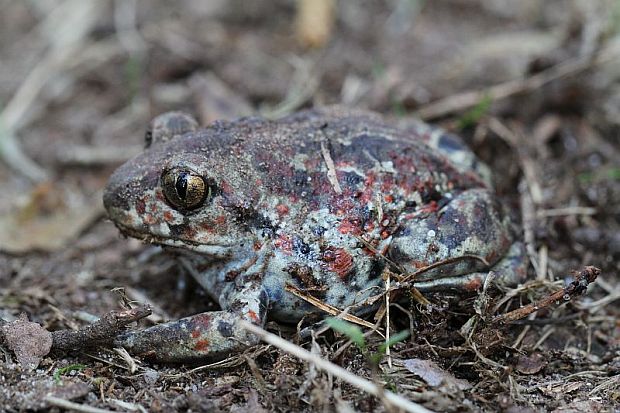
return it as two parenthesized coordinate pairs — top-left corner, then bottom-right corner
(115, 282), (268, 362)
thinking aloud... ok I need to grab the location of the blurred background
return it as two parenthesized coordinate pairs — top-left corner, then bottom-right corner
(0, 0), (619, 411)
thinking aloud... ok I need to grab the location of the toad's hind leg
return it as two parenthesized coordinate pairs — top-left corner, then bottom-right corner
(390, 188), (527, 291)
(115, 281), (268, 362)
(413, 241), (528, 292)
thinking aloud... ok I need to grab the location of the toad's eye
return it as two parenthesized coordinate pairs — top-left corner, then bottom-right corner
(161, 169), (210, 210)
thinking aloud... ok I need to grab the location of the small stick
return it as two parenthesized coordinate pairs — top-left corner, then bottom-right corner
(44, 396), (116, 413)
(471, 266), (600, 356)
(492, 266), (600, 326)
(239, 320), (434, 413)
(51, 306), (151, 351)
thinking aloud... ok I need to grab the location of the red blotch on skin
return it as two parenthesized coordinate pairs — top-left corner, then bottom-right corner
(338, 217), (362, 235)
(194, 339), (209, 352)
(247, 310), (260, 324)
(191, 330), (200, 338)
(463, 276), (483, 292)
(274, 234), (293, 254)
(381, 176), (395, 193)
(155, 189), (166, 202)
(182, 226), (197, 239)
(322, 247), (354, 280)
(276, 203), (289, 216)
(220, 180), (233, 194)
(365, 172), (376, 187)
(136, 198), (146, 214)
(193, 313), (212, 329)
(163, 211), (173, 222)
(253, 241), (263, 251)
(215, 215), (226, 225)
(201, 222), (214, 232)
(225, 270), (239, 281)
(359, 188), (374, 204)
(418, 200), (439, 214)
(143, 214), (156, 225)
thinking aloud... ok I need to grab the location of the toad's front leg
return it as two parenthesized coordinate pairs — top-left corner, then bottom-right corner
(115, 280), (269, 362)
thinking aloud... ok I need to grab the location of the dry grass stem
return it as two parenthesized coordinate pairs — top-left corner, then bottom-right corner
(321, 140), (343, 194)
(385, 270), (392, 368)
(44, 396), (117, 413)
(417, 43), (620, 120)
(0, 1), (104, 181)
(285, 283), (376, 329)
(239, 320), (435, 413)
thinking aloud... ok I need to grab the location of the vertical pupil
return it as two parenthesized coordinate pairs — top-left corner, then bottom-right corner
(175, 172), (189, 199)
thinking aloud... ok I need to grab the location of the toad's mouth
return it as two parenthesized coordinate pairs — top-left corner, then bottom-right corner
(113, 222), (236, 258)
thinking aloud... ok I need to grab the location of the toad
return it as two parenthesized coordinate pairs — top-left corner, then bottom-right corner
(103, 107), (527, 362)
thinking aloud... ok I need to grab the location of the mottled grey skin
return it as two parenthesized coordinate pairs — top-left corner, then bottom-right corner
(104, 107), (527, 362)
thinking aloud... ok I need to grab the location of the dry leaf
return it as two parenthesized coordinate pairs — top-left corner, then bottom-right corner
(1, 314), (52, 370)
(515, 353), (547, 375)
(403, 358), (472, 390)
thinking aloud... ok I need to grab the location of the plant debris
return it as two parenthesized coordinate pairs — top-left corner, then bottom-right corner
(469, 266), (600, 355)
(402, 358), (472, 390)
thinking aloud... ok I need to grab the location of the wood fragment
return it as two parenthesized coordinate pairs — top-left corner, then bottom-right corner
(471, 266), (600, 355)
(491, 266), (600, 325)
(399, 254), (489, 283)
(51, 306), (152, 351)
(295, 0), (335, 49)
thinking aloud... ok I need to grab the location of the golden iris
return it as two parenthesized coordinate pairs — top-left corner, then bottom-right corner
(161, 169), (209, 210)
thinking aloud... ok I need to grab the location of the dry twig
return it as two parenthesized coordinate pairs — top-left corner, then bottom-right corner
(320, 140), (343, 194)
(491, 266), (600, 326)
(471, 266), (600, 355)
(44, 396), (117, 413)
(51, 306), (152, 351)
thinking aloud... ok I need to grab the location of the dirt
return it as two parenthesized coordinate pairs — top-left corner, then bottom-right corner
(0, 1), (618, 412)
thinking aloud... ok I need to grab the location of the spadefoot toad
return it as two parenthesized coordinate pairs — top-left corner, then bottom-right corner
(103, 107), (526, 361)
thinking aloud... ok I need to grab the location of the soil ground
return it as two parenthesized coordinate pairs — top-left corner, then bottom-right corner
(0, 1), (619, 412)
